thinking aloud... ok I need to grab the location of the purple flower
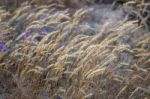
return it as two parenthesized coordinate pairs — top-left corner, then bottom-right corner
(0, 44), (8, 52)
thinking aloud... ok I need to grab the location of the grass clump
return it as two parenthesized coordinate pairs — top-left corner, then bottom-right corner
(0, 0), (150, 99)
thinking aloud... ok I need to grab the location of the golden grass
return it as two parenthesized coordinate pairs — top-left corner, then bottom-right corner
(0, 0), (150, 99)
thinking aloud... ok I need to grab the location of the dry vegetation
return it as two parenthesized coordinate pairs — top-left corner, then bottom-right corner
(0, 0), (150, 99)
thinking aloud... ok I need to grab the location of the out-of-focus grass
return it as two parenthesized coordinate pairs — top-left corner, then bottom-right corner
(0, 0), (150, 99)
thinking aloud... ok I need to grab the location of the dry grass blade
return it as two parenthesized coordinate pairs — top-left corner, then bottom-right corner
(85, 67), (106, 80)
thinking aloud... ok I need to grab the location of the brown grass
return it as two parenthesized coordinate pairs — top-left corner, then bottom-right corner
(0, 0), (150, 99)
